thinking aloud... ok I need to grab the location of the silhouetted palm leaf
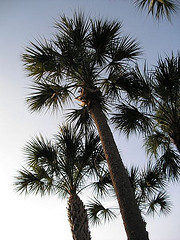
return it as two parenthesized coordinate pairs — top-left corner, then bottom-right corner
(144, 131), (170, 157)
(111, 104), (152, 136)
(135, 0), (177, 20)
(156, 148), (180, 181)
(26, 81), (72, 112)
(87, 198), (117, 225)
(66, 106), (95, 133)
(146, 192), (172, 216)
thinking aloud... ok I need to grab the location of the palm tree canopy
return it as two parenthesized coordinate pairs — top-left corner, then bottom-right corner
(14, 125), (108, 240)
(23, 12), (141, 115)
(134, 0), (178, 20)
(14, 125), (106, 198)
(111, 53), (180, 143)
(111, 53), (180, 181)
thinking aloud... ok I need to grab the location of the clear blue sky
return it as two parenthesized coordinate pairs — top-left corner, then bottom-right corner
(0, 1), (180, 240)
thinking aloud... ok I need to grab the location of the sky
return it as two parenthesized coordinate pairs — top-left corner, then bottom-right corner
(0, 0), (180, 239)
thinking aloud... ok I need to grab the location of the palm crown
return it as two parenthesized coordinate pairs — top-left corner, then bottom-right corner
(23, 12), (141, 113)
(14, 125), (107, 240)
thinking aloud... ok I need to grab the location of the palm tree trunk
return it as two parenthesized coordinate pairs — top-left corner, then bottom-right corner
(171, 129), (180, 153)
(89, 100), (149, 240)
(67, 194), (91, 240)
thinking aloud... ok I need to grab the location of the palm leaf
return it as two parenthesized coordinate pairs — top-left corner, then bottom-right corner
(128, 65), (154, 103)
(127, 166), (141, 192)
(14, 166), (54, 196)
(66, 106), (95, 133)
(23, 135), (57, 168)
(110, 35), (142, 63)
(91, 171), (113, 197)
(154, 53), (180, 100)
(146, 192), (172, 216)
(135, 0), (177, 20)
(26, 81), (72, 112)
(90, 19), (121, 65)
(144, 130), (170, 157)
(139, 163), (167, 196)
(156, 148), (180, 181)
(87, 198), (117, 225)
(22, 39), (63, 81)
(111, 104), (152, 136)
(55, 11), (90, 50)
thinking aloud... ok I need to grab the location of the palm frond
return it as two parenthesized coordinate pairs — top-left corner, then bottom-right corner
(87, 198), (117, 225)
(135, 0), (177, 20)
(101, 69), (131, 100)
(144, 130), (170, 158)
(146, 192), (172, 216)
(127, 166), (141, 192)
(14, 166), (54, 196)
(83, 132), (105, 168)
(23, 135), (57, 168)
(26, 81), (72, 112)
(90, 19), (122, 65)
(139, 163), (167, 196)
(91, 171), (113, 197)
(55, 11), (90, 50)
(156, 148), (180, 181)
(66, 106), (95, 134)
(154, 53), (180, 100)
(22, 39), (63, 81)
(56, 124), (83, 159)
(110, 35), (142, 63)
(128, 65), (153, 103)
(111, 104), (152, 136)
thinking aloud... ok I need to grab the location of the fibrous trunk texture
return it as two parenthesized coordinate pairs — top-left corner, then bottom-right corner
(67, 194), (91, 240)
(89, 100), (149, 240)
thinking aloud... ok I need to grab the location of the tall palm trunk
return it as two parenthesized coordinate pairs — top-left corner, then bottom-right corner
(67, 194), (91, 240)
(170, 128), (180, 153)
(89, 100), (149, 240)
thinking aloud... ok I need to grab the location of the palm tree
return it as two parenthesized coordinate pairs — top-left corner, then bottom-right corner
(111, 53), (180, 180)
(22, 12), (149, 239)
(14, 125), (106, 240)
(134, 0), (178, 20)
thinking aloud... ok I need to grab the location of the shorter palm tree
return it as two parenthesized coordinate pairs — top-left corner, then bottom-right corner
(14, 125), (106, 240)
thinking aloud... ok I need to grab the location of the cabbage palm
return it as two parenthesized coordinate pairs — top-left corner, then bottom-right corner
(22, 12), (149, 239)
(134, 0), (178, 20)
(14, 125), (106, 240)
(111, 53), (180, 180)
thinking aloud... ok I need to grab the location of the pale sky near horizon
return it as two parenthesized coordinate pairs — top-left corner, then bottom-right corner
(0, 0), (180, 240)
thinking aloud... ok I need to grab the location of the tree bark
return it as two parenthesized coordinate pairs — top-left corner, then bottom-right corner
(89, 100), (149, 240)
(170, 127), (180, 153)
(67, 194), (91, 240)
